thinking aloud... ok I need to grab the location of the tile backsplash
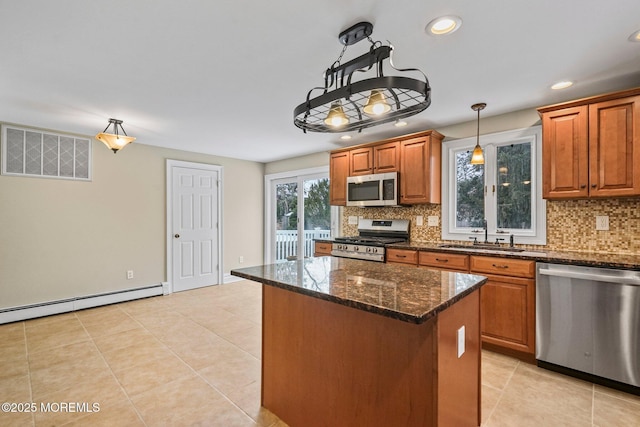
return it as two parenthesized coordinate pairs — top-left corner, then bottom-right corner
(342, 197), (640, 255)
(545, 198), (640, 254)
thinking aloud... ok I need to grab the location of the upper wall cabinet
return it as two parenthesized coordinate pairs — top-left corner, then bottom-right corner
(329, 130), (443, 206)
(399, 132), (443, 204)
(329, 151), (350, 206)
(538, 88), (640, 199)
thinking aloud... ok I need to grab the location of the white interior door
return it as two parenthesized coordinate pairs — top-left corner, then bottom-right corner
(168, 161), (222, 292)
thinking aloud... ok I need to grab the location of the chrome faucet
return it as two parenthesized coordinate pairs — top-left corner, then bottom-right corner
(470, 218), (489, 245)
(482, 218), (488, 244)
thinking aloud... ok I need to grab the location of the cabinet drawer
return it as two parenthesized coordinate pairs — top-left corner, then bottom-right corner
(314, 242), (332, 256)
(470, 256), (535, 278)
(419, 251), (469, 271)
(386, 248), (418, 265)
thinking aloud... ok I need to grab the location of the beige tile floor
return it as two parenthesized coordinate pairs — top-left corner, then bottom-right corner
(0, 280), (638, 427)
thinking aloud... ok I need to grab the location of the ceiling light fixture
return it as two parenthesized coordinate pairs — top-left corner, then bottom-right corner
(470, 103), (486, 165)
(629, 30), (640, 42)
(340, 134), (352, 140)
(551, 81), (573, 90)
(95, 118), (135, 153)
(294, 21), (431, 134)
(426, 15), (462, 36)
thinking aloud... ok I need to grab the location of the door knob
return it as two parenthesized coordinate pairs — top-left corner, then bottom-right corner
(174, 234), (180, 238)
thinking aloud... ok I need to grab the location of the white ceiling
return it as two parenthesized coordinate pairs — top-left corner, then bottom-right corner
(1, 1), (639, 163)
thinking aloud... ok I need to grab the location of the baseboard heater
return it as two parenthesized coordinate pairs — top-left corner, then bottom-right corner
(0, 284), (164, 325)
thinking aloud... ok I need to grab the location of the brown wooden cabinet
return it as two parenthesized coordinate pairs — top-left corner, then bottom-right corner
(419, 251), (469, 271)
(313, 241), (332, 257)
(329, 151), (349, 206)
(386, 248), (418, 265)
(539, 88), (640, 199)
(373, 141), (400, 172)
(541, 105), (589, 198)
(470, 256), (536, 361)
(328, 130), (443, 206)
(349, 147), (374, 175)
(400, 131), (443, 204)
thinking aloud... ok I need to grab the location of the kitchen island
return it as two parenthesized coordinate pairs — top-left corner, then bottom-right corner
(231, 257), (487, 427)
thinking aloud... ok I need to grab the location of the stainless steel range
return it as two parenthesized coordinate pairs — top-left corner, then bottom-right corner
(332, 219), (410, 262)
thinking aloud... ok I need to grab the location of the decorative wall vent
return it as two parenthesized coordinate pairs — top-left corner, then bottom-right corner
(1, 125), (92, 181)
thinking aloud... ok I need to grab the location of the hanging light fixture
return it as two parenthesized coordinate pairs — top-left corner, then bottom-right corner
(470, 103), (486, 165)
(294, 21), (431, 133)
(95, 118), (136, 154)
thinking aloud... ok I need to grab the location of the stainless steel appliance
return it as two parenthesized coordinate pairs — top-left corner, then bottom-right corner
(346, 172), (398, 207)
(332, 219), (409, 262)
(536, 263), (640, 393)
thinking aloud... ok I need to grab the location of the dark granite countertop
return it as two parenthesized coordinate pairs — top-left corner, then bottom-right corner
(390, 241), (640, 270)
(231, 257), (487, 324)
(315, 238), (640, 270)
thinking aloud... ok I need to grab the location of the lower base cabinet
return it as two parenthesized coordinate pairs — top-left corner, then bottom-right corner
(470, 256), (536, 362)
(313, 241), (332, 257)
(382, 249), (537, 362)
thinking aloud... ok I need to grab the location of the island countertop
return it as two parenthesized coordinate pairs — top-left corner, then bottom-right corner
(231, 257), (487, 324)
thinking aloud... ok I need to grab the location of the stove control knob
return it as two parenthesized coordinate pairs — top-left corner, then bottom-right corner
(353, 246), (359, 251)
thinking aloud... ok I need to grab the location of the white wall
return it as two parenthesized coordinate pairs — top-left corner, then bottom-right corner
(0, 130), (264, 309)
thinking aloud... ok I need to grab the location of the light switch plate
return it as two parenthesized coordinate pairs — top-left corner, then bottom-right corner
(457, 326), (465, 358)
(348, 216), (358, 225)
(416, 215), (423, 226)
(427, 216), (439, 227)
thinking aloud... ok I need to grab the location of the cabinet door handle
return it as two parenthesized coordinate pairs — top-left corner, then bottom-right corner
(492, 264), (509, 269)
(396, 254), (407, 258)
(580, 185), (587, 189)
(435, 258), (448, 262)
(592, 184), (597, 188)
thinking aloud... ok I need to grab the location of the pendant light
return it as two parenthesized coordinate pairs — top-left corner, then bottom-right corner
(95, 118), (135, 154)
(470, 103), (486, 165)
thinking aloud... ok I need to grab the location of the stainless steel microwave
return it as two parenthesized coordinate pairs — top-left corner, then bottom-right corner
(346, 172), (398, 207)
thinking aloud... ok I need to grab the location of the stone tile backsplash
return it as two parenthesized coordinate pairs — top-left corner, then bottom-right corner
(343, 197), (640, 255)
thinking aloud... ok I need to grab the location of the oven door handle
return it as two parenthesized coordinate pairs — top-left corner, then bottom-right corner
(538, 268), (640, 286)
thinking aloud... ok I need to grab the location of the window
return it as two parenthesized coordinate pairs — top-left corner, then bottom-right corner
(442, 126), (545, 245)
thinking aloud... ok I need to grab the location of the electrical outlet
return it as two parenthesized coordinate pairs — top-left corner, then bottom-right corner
(457, 326), (465, 358)
(348, 216), (358, 225)
(239, 256), (244, 263)
(126, 270), (134, 280)
(427, 216), (439, 227)
(416, 215), (423, 226)
(595, 215), (609, 231)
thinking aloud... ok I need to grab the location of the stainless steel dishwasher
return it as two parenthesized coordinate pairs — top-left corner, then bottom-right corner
(536, 262), (640, 392)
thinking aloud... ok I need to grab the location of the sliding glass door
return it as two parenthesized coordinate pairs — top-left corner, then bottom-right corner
(266, 168), (334, 263)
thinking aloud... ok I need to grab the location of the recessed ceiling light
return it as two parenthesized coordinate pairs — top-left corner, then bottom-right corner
(394, 120), (408, 127)
(629, 30), (640, 42)
(551, 81), (573, 90)
(425, 15), (462, 36)
(340, 135), (352, 140)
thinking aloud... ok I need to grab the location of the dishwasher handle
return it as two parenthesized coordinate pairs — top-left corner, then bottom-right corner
(538, 267), (640, 286)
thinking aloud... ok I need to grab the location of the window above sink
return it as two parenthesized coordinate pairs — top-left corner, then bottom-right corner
(441, 126), (546, 246)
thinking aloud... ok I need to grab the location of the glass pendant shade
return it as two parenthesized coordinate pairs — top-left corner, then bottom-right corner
(95, 118), (135, 153)
(470, 144), (484, 165)
(363, 89), (391, 115)
(324, 101), (349, 127)
(470, 102), (486, 165)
